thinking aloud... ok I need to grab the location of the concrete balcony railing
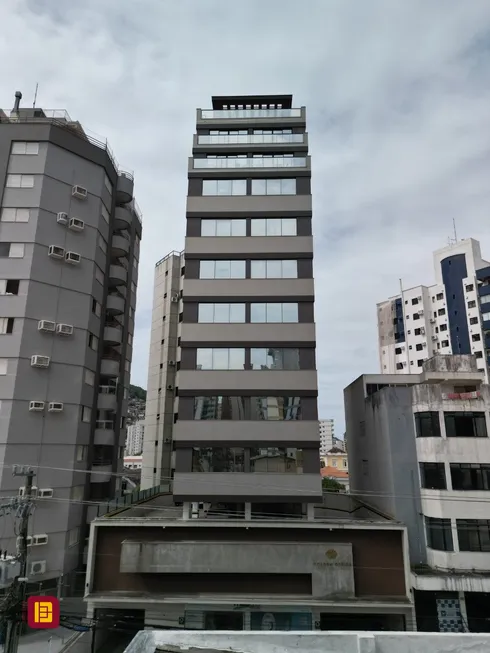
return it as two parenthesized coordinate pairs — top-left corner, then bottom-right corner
(104, 324), (123, 346)
(114, 206), (132, 230)
(106, 294), (125, 315)
(97, 385), (117, 411)
(111, 234), (130, 257)
(94, 421), (116, 446)
(108, 264), (127, 287)
(100, 357), (119, 378)
(90, 463), (113, 483)
(116, 171), (134, 204)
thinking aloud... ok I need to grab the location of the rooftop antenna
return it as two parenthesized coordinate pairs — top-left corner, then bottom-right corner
(12, 91), (22, 113)
(33, 83), (38, 108)
(453, 218), (458, 243)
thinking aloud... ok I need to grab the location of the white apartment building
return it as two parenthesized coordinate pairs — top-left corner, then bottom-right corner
(345, 355), (490, 633)
(141, 251), (184, 489)
(378, 238), (490, 382)
(319, 419), (334, 455)
(126, 420), (145, 456)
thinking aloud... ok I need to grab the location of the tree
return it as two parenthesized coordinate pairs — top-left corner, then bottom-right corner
(322, 477), (344, 492)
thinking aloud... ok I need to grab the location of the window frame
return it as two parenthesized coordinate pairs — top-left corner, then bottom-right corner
(251, 178), (297, 196)
(414, 411), (441, 438)
(425, 516), (454, 551)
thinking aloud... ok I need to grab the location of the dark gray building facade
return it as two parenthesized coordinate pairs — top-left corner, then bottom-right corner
(0, 94), (141, 584)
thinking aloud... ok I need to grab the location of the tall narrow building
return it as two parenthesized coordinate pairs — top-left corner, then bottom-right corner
(172, 94), (321, 516)
(0, 93), (141, 587)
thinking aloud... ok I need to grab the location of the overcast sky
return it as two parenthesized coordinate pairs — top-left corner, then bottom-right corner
(2, 0), (490, 433)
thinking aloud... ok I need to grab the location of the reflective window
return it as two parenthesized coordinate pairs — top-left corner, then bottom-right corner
(194, 396), (246, 420)
(250, 260), (298, 279)
(192, 447), (245, 472)
(444, 412), (487, 438)
(1, 208), (30, 222)
(414, 411), (441, 437)
(250, 447), (304, 473)
(251, 179), (296, 195)
(198, 303), (245, 323)
(250, 396), (301, 421)
(425, 517), (454, 551)
(201, 219), (246, 237)
(199, 260), (246, 279)
(196, 348), (245, 370)
(11, 142), (39, 155)
(250, 348), (300, 370)
(251, 218), (297, 236)
(250, 303), (299, 323)
(6, 174), (34, 188)
(202, 179), (247, 196)
(457, 519), (490, 552)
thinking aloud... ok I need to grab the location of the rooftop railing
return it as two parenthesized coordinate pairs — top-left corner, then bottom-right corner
(201, 108), (302, 119)
(197, 133), (304, 145)
(193, 156), (307, 169)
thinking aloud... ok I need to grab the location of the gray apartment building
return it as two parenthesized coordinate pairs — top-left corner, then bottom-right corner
(171, 94), (322, 516)
(0, 93), (141, 587)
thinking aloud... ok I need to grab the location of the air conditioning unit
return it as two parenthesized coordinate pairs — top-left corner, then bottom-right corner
(31, 355), (50, 368)
(29, 561), (46, 576)
(418, 296), (422, 301)
(56, 212), (69, 225)
(19, 486), (38, 498)
(38, 488), (53, 499)
(430, 319), (436, 324)
(422, 342), (427, 348)
(38, 320), (56, 333)
(72, 185), (87, 200)
(33, 535), (48, 546)
(17, 536), (33, 547)
(418, 310), (424, 316)
(402, 362), (407, 367)
(56, 323), (73, 336)
(65, 251), (81, 265)
(420, 328), (426, 335)
(171, 295), (179, 303)
(69, 217), (85, 232)
(48, 245), (65, 260)
(163, 437), (171, 444)
(29, 400), (45, 412)
(48, 402), (63, 413)
(432, 335), (438, 341)
(168, 360), (176, 366)
(167, 384), (174, 391)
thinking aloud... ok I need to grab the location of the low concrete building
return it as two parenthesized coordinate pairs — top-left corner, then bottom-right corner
(84, 491), (415, 637)
(344, 354), (490, 632)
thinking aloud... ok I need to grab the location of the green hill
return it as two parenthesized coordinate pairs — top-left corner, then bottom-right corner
(129, 384), (147, 401)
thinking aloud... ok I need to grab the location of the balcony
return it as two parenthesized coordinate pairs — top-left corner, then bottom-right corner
(201, 108), (302, 119)
(116, 171), (134, 204)
(111, 234), (130, 257)
(197, 133), (305, 146)
(90, 462), (113, 483)
(94, 420), (116, 446)
(100, 357), (119, 378)
(192, 156), (308, 170)
(97, 385), (118, 411)
(106, 294), (125, 315)
(108, 264), (127, 287)
(104, 323), (123, 345)
(114, 206), (132, 230)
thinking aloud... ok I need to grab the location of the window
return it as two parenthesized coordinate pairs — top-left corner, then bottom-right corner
(84, 369), (95, 386)
(0, 318), (14, 334)
(81, 406), (92, 423)
(441, 340), (449, 348)
(67, 527), (80, 547)
(444, 412), (487, 438)
(199, 260), (246, 279)
(88, 333), (98, 351)
(438, 308), (446, 316)
(76, 445), (88, 462)
(457, 520), (490, 552)
(201, 219), (246, 237)
(11, 142), (39, 155)
(411, 298), (419, 305)
(1, 208), (30, 222)
(101, 204), (110, 224)
(252, 396), (302, 420)
(395, 347), (403, 354)
(0, 243), (24, 258)
(414, 328), (422, 336)
(250, 303), (299, 323)
(466, 284), (474, 292)
(250, 448), (304, 473)
(202, 179), (246, 196)
(468, 300), (476, 309)
(425, 517), (454, 551)
(440, 323), (448, 331)
(196, 348), (245, 370)
(104, 174), (113, 196)
(396, 362), (404, 370)
(91, 299), (101, 317)
(475, 351), (483, 359)
(416, 343), (423, 351)
(436, 293), (444, 300)
(6, 174), (34, 188)
(95, 267), (104, 286)
(470, 317), (479, 325)
(251, 348), (300, 370)
(0, 280), (19, 295)
(413, 313), (420, 320)
(415, 411), (441, 437)
(417, 359), (424, 367)
(251, 218), (297, 236)
(0, 359), (7, 375)
(193, 304), (246, 323)
(251, 178), (296, 195)
(194, 396), (246, 420)
(250, 260), (298, 279)
(97, 235), (107, 254)
(451, 463), (490, 491)
(192, 447), (245, 472)
(419, 462), (446, 489)
(472, 333), (481, 342)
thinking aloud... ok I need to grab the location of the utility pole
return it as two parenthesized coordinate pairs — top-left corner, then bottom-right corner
(3, 465), (35, 653)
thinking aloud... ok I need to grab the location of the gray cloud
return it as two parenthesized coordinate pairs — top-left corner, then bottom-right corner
(2, 0), (490, 433)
